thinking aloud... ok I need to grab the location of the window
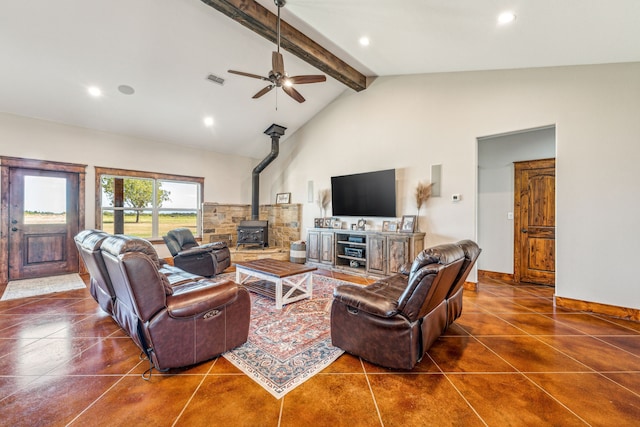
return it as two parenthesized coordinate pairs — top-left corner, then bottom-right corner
(95, 167), (204, 241)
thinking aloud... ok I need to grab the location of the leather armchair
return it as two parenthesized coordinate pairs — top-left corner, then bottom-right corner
(163, 228), (230, 277)
(331, 243), (465, 370)
(99, 234), (250, 375)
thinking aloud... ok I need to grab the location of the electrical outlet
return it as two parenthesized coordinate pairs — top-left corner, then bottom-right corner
(451, 194), (461, 202)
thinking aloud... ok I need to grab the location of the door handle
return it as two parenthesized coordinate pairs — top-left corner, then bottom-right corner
(521, 229), (528, 233)
(11, 219), (17, 224)
(11, 227), (18, 232)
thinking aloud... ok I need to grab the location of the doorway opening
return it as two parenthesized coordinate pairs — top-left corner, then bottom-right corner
(0, 156), (86, 284)
(477, 126), (556, 285)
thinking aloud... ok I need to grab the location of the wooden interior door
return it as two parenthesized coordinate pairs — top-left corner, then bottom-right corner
(7, 167), (80, 280)
(514, 158), (556, 285)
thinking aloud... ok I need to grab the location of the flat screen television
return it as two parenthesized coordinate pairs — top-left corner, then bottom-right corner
(331, 169), (396, 217)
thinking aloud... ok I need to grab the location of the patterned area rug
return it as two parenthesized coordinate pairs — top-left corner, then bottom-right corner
(1, 273), (86, 301)
(223, 273), (347, 399)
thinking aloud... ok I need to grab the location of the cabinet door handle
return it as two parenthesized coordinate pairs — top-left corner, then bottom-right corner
(521, 229), (528, 233)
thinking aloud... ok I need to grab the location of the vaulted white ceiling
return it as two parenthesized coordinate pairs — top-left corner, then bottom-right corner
(1, 0), (639, 159)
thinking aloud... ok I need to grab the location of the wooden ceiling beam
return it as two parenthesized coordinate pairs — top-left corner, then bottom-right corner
(200, 0), (369, 92)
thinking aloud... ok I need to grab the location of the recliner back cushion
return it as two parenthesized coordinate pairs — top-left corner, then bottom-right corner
(167, 228), (198, 250)
(398, 244), (464, 321)
(397, 264), (441, 321)
(101, 235), (166, 321)
(163, 235), (182, 257)
(447, 240), (482, 298)
(101, 234), (162, 269)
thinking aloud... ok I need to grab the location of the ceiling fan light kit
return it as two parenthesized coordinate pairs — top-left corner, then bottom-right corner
(227, 0), (326, 103)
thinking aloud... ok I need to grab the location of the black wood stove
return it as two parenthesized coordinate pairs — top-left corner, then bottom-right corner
(236, 220), (268, 249)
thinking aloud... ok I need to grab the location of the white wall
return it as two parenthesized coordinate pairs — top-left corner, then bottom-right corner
(0, 113), (255, 256)
(3, 62), (640, 310)
(260, 62), (640, 310)
(478, 127), (556, 274)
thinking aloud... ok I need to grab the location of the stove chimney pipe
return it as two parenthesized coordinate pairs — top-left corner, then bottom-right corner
(252, 124), (286, 219)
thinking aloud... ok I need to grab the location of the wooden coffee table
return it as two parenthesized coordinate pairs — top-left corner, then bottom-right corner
(235, 258), (317, 309)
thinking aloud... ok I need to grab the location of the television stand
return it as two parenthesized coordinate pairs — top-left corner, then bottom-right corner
(306, 228), (425, 277)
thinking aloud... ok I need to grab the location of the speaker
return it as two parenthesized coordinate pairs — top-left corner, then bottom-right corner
(431, 164), (441, 197)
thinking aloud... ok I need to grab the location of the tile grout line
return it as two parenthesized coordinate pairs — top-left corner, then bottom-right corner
(520, 372), (592, 426)
(426, 352), (488, 427)
(171, 358), (219, 426)
(0, 328), (114, 404)
(361, 358), (385, 427)
(455, 313), (593, 425)
(277, 395), (284, 427)
(468, 304), (600, 425)
(65, 360), (145, 426)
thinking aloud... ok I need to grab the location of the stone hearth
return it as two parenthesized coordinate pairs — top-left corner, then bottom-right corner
(230, 247), (290, 262)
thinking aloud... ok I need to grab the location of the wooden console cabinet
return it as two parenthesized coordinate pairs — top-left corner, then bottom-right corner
(306, 228), (425, 277)
(306, 229), (334, 266)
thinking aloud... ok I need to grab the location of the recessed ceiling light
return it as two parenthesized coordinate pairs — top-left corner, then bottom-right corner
(497, 11), (516, 25)
(203, 117), (214, 127)
(359, 36), (370, 47)
(87, 86), (102, 97)
(118, 84), (135, 95)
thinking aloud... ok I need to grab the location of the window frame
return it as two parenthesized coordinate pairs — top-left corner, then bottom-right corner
(95, 167), (204, 243)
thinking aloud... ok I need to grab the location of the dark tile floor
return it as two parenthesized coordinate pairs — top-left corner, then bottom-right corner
(1, 271), (639, 426)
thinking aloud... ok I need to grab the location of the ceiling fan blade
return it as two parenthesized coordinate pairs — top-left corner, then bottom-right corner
(253, 85), (275, 99)
(283, 85), (305, 103)
(228, 70), (269, 81)
(288, 75), (327, 85)
(272, 51), (285, 76)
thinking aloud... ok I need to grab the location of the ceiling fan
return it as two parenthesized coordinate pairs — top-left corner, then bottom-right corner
(227, 0), (326, 103)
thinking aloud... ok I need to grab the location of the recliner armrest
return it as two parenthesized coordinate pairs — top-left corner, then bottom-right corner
(333, 284), (399, 317)
(175, 247), (214, 258)
(166, 280), (238, 318)
(200, 241), (228, 250)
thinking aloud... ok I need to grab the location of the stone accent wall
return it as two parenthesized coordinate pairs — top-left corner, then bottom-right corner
(202, 202), (301, 248)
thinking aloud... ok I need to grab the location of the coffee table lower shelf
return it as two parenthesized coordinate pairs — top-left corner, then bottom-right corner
(240, 279), (307, 301)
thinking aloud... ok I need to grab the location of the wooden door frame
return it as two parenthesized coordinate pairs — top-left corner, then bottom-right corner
(0, 156), (86, 285)
(513, 157), (556, 284)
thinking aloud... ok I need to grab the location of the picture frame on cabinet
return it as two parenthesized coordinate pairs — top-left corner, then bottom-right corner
(388, 222), (398, 232)
(382, 221), (390, 232)
(324, 218), (332, 228)
(400, 215), (416, 232)
(314, 218), (324, 228)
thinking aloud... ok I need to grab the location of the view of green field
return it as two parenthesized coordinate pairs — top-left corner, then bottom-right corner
(23, 211), (197, 239)
(24, 212), (67, 224)
(101, 212), (197, 238)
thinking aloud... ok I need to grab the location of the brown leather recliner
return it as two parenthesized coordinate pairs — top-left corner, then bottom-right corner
(445, 240), (482, 330)
(331, 243), (465, 370)
(163, 228), (231, 277)
(99, 234), (250, 375)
